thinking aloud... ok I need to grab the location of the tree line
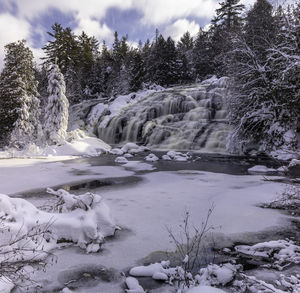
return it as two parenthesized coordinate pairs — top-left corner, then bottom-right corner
(0, 0), (299, 153)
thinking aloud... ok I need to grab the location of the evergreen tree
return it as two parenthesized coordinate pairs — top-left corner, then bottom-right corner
(177, 32), (194, 83)
(0, 40), (41, 148)
(44, 63), (69, 145)
(244, 0), (276, 59)
(210, 0), (245, 74)
(193, 29), (214, 79)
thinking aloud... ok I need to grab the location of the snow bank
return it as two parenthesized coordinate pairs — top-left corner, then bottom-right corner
(0, 130), (110, 159)
(0, 189), (116, 256)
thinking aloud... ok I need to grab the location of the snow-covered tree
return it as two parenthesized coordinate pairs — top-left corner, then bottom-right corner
(44, 63), (69, 145)
(0, 40), (41, 148)
(227, 1), (299, 153)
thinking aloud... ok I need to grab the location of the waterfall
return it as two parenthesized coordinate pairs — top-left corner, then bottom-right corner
(90, 78), (231, 152)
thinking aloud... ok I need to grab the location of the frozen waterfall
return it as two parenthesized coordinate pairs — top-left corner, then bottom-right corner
(89, 78), (231, 152)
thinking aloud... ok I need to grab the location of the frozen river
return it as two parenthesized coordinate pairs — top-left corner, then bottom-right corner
(0, 153), (296, 292)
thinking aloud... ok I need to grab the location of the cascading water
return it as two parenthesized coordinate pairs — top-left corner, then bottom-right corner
(91, 77), (231, 152)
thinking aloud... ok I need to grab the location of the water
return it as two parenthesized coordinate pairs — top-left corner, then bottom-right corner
(95, 83), (231, 152)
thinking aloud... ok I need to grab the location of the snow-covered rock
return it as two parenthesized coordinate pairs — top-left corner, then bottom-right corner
(125, 277), (145, 293)
(289, 159), (300, 168)
(110, 148), (124, 155)
(196, 263), (241, 286)
(115, 156), (129, 164)
(0, 189), (116, 257)
(248, 165), (276, 174)
(235, 240), (300, 269)
(145, 153), (159, 162)
(162, 154), (172, 161)
(130, 263), (165, 277)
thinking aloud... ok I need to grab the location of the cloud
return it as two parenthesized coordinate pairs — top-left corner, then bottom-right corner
(134, 0), (217, 26)
(74, 18), (114, 44)
(164, 19), (200, 42)
(0, 13), (31, 68)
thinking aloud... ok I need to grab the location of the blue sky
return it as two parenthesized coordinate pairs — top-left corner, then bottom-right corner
(0, 0), (257, 68)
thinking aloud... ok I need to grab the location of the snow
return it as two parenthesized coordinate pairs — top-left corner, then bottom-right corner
(123, 161), (156, 171)
(125, 277), (145, 293)
(130, 263), (166, 277)
(145, 153), (159, 162)
(121, 142), (149, 154)
(0, 130), (111, 159)
(0, 277), (14, 293)
(186, 286), (226, 293)
(110, 148), (124, 155)
(0, 189), (116, 254)
(235, 240), (300, 269)
(289, 159), (300, 167)
(89, 89), (164, 130)
(196, 263), (241, 286)
(248, 165), (276, 174)
(115, 156), (129, 164)
(166, 151), (191, 161)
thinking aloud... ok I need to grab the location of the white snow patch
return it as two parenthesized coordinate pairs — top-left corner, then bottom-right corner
(248, 165), (276, 174)
(145, 153), (159, 162)
(125, 277), (145, 293)
(115, 156), (129, 164)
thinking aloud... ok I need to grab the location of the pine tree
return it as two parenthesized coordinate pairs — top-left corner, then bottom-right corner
(244, 0), (276, 59)
(193, 29), (214, 79)
(210, 0), (245, 74)
(44, 63), (69, 145)
(0, 40), (41, 148)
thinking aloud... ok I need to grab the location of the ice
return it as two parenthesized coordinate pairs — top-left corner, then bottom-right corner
(186, 286), (226, 293)
(0, 159), (133, 194)
(0, 277), (14, 293)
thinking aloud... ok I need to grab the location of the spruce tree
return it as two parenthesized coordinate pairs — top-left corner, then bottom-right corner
(44, 63), (69, 145)
(0, 40), (41, 148)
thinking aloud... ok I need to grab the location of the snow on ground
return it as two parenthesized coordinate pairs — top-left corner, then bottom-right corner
(0, 189), (116, 254)
(0, 131), (110, 159)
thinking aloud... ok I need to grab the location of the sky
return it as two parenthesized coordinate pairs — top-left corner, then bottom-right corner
(0, 0), (259, 69)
